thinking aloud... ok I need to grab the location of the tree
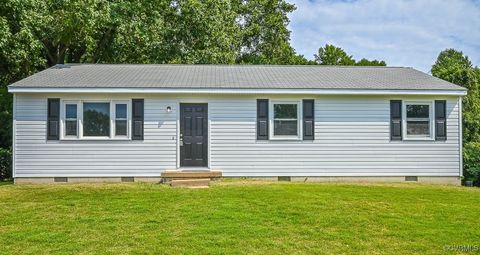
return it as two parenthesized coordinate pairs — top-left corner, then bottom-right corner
(314, 44), (385, 66)
(431, 49), (480, 184)
(235, 0), (306, 64)
(355, 58), (386, 66)
(315, 44), (355, 65)
(431, 49), (473, 81)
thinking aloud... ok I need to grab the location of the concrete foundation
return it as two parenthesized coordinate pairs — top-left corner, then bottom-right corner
(15, 176), (461, 185)
(15, 177), (162, 184)
(290, 176), (461, 185)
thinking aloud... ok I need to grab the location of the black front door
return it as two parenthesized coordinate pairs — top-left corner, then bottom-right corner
(180, 103), (208, 167)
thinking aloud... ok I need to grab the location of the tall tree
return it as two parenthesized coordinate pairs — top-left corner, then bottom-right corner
(431, 49), (473, 81)
(355, 58), (386, 66)
(314, 44), (386, 66)
(431, 49), (480, 183)
(235, 0), (307, 64)
(315, 44), (355, 65)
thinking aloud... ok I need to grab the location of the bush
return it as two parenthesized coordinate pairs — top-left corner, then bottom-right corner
(0, 147), (12, 180)
(463, 142), (480, 185)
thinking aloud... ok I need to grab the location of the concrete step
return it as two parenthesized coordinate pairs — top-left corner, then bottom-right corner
(161, 170), (222, 179)
(170, 178), (210, 188)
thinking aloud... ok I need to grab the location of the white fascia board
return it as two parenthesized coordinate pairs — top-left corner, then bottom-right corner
(8, 87), (468, 96)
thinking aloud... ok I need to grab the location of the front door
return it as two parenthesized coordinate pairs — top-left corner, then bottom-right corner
(180, 103), (208, 167)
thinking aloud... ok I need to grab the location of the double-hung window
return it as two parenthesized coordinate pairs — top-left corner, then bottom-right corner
(61, 100), (130, 139)
(270, 101), (301, 139)
(114, 103), (128, 137)
(404, 101), (433, 139)
(65, 104), (78, 137)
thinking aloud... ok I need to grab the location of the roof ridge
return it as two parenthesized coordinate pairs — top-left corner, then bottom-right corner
(54, 63), (410, 69)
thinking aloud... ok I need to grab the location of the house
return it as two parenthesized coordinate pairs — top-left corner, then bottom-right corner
(8, 64), (467, 185)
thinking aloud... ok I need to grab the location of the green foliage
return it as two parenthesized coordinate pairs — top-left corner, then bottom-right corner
(235, 0), (303, 64)
(315, 44), (355, 65)
(355, 58), (386, 66)
(0, 147), (12, 180)
(431, 49), (473, 81)
(431, 49), (480, 184)
(464, 142), (480, 182)
(314, 44), (386, 66)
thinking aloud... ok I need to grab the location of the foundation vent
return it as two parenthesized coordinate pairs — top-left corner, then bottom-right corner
(121, 177), (135, 182)
(54, 177), (68, 183)
(278, 176), (291, 182)
(405, 176), (418, 182)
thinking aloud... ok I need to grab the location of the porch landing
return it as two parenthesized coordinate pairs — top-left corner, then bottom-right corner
(161, 170), (222, 179)
(161, 170), (222, 188)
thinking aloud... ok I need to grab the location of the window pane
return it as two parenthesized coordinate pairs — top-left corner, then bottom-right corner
(115, 120), (127, 136)
(116, 104), (127, 119)
(83, 103), (110, 136)
(65, 120), (77, 136)
(407, 121), (430, 136)
(66, 104), (77, 119)
(274, 120), (298, 136)
(274, 104), (297, 119)
(407, 105), (429, 118)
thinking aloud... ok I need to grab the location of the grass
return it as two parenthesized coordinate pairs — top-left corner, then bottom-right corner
(0, 181), (479, 254)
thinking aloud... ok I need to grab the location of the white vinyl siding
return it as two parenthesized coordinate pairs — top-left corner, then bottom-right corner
(14, 94), (177, 177)
(209, 95), (460, 177)
(13, 93), (461, 178)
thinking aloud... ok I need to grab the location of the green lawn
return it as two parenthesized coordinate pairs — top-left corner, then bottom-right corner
(0, 181), (479, 254)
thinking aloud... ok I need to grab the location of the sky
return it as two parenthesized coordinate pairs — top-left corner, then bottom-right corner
(288, 0), (480, 72)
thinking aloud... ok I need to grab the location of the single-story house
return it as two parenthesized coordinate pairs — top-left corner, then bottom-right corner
(8, 64), (467, 184)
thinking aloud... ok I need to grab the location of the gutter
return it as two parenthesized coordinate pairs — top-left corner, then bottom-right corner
(7, 87), (468, 96)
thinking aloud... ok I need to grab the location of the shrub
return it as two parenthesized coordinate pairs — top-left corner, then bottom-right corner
(0, 147), (12, 180)
(463, 142), (480, 185)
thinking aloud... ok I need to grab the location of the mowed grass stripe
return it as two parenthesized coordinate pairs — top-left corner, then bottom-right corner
(0, 181), (479, 254)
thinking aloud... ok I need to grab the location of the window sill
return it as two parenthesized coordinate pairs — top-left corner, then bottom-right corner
(60, 137), (131, 141)
(402, 137), (435, 141)
(268, 136), (302, 141)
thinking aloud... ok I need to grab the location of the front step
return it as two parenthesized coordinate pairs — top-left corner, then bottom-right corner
(161, 170), (222, 179)
(171, 178), (210, 188)
(161, 170), (221, 188)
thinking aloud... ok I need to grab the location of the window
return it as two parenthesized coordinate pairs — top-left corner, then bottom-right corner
(65, 104), (78, 136)
(404, 102), (433, 139)
(60, 100), (133, 140)
(83, 102), (110, 137)
(115, 103), (128, 136)
(270, 102), (301, 139)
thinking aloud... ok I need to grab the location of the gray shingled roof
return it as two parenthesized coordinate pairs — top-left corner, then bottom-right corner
(8, 64), (466, 91)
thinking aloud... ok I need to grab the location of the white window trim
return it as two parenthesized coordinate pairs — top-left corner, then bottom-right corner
(269, 100), (302, 140)
(113, 101), (130, 138)
(60, 100), (80, 139)
(60, 99), (131, 140)
(402, 100), (435, 141)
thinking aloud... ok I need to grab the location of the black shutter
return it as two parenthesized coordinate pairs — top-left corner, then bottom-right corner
(390, 100), (402, 141)
(435, 100), (447, 141)
(132, 99), (144, 140)
(257, 99), (269, 140)
(47, 98), (60, 140)
(303, 99), (315, 140)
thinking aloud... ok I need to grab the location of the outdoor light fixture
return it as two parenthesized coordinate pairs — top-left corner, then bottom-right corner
(166, 106), (172, 113)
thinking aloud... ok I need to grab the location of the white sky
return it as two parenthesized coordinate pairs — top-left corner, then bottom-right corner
(288, 0), (480, 72)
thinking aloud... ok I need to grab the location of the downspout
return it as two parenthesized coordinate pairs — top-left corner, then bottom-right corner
(458, 96), (463, 178)
(12, 93), (16, 181)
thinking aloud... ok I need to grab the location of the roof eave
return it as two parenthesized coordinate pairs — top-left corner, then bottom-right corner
(7, 87), (468, 96)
